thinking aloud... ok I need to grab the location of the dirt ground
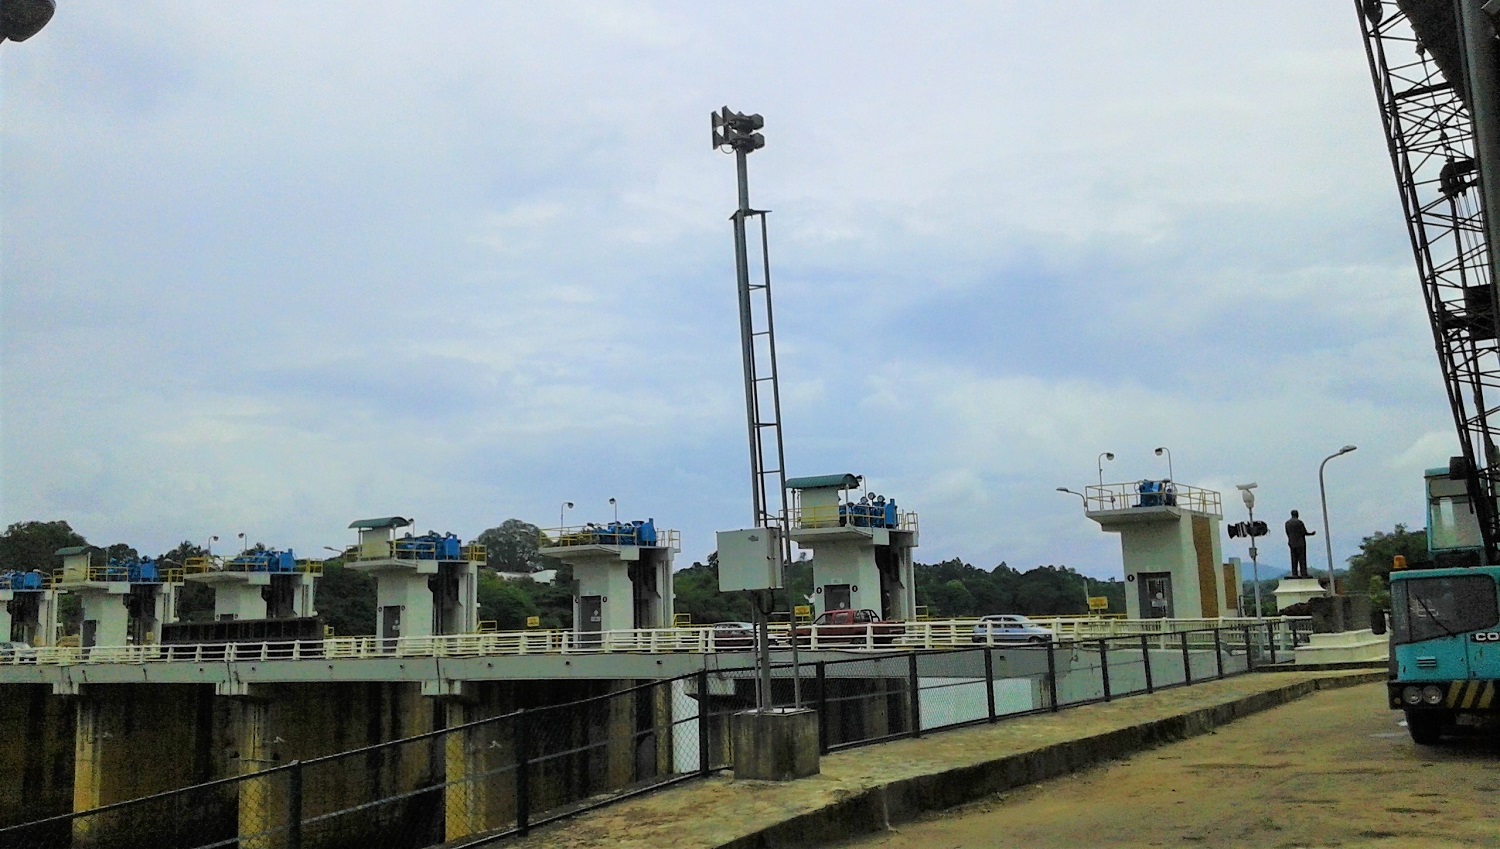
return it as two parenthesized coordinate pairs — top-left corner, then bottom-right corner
(832, 683), (1500, 849)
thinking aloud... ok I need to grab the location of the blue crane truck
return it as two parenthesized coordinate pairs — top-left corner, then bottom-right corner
(1387, 467), (1500, 743)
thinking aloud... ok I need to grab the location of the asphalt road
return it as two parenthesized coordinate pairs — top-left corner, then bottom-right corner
(833, 682), (1500, 849)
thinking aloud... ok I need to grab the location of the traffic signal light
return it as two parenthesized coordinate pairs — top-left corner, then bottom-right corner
(1227, 521), (1270, 539)
(1, 0), (55, 43)
(712, 107), (766, 153)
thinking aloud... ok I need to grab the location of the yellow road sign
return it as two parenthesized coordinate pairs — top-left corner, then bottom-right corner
(1087, 596), (1110, 611)
(526, 616), (541, 628)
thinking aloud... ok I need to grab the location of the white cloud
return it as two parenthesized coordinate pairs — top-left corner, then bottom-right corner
(0, 2), (1448, 585)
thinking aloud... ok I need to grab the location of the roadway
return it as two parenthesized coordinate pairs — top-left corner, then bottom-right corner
(832, 682), (1500, 849)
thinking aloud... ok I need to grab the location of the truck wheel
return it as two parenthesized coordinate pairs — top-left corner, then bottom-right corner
(1405, 710), (1446, 745)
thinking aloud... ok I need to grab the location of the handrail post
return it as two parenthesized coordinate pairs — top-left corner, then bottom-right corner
(1266, 622), (1277, 665)
(287, 760), (303, 849)
(907, 653), (921, 738)
(1214, 628), (1225, 679)
(697, 670), (711, 776)
(515, 710), (530, 835)
(983, 647), (996, 722)
(1046, 639), (1060, 711)
(1140, 634), (1154, 694)
(1180, 631), (1192, 685)
(1242, 625), (1255, 672)
(1099, 638), (1111, 701)
(816, 662), (829, 753)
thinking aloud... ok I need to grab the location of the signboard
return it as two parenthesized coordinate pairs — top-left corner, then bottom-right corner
(1087, 596), (1110, 611)
(526, 616), (540, 628)
(793, 605), (812, 621)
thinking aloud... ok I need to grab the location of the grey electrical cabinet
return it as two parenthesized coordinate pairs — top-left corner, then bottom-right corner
(716, 527), (783, 591)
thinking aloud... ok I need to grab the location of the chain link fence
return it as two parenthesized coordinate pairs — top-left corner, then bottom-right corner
(0, 622), (1295, 849)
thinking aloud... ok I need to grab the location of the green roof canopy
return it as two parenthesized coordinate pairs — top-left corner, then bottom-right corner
(55, 545), (94, 556)
(348, 516), (413, 530)
(786, 474), (861, 491)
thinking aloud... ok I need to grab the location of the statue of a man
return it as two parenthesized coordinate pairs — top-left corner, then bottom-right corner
(1285, 509), (1316, 578)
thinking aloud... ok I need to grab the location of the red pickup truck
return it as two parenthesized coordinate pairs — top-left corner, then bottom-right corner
(794, 608), (903, 646)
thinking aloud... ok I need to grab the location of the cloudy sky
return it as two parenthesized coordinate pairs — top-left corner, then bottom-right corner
(1, 2), (1446, 580)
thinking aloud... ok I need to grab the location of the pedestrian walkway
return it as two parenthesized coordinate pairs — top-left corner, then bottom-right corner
(483, 669), (1384, 849)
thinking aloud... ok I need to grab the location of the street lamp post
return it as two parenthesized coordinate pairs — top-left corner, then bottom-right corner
(237, 533), (247, 555)
(1056, 486), (1088, 508)
(1319, 445), (1358, 613)
(1236, 483), (1262, 618)
(1154, 446), (1174, 481)
(560, 501), (574, 530)
(1096, 452), (1115, 487)
(609, 497), (618, 523)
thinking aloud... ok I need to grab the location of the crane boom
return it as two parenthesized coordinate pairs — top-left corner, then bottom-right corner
(1356, 0), (1500, 565)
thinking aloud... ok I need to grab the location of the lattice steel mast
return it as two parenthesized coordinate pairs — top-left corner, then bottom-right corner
(1357, 0), (1500, 562)
(712, 107), (799, 707)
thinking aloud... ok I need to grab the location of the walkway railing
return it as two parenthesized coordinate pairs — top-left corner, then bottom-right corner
(0, 622), (1294, 849)
(1084, 481), (1221, 514)
(0, 617), (1311, 666)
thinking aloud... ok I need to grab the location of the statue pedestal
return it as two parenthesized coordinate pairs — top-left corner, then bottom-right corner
(1295, 628), (1388, 664)
(1274, 577), (1326, 610)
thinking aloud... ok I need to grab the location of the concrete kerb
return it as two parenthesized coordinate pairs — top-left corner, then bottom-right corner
(716, 671), (1385, 849)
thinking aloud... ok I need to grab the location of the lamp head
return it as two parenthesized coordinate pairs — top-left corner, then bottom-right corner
(1339, 445), (1357, 455)
(1154, 447), (1165, 456)
(608, 497), (616, 505)
(1055, 487), (1069, 493)
(1236, 482), (1257, 509)
(564, 501), (574, 509)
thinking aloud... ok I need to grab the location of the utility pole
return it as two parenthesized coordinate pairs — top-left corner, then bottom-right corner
(712, 106), (799, 709)
(1236, 483), (1264, 618)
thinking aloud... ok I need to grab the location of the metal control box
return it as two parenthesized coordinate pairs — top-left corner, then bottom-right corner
(716, 527), (783, 592)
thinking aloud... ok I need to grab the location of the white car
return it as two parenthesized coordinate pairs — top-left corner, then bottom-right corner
(971, 615), (1053, 644)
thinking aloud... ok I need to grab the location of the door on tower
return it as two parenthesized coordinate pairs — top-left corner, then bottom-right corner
(1138, 573), (1173, 619)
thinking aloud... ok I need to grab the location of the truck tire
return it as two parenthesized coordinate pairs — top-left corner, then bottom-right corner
(1405, 710), (1446, 745)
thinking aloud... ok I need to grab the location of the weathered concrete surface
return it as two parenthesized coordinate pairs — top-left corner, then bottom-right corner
(732, 709), (820, 781)
(839, 681), (1500, 849)
(495, 671), (1384, 849)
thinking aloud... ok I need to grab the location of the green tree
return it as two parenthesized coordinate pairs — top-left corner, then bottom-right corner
(1346, 524), (1429, 601)
(160, 540), (213, 621)
(316, 559), (376, 635)
(475, 519), (549, 573)
(477, 571), (539, 629)
(0, 520), (87, 571)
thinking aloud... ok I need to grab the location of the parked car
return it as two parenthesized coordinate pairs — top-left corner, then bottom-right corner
(709, 621), (757, 650)
(971, 614), (1053, 644)
(794, 608), (903, 646)
(0, 641), (35, 663)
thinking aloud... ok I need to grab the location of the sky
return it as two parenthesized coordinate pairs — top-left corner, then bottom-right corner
(0, 2), (1448, 580)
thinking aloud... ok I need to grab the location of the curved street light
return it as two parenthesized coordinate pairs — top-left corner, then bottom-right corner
(1319, 445), (1358, 600)
(560, 501), (575, 529)
(1056, 486), (1088, 508)
(1096, 452), (1115, 487)
(609, 497), (618, 523)
(1154, 446), (1174, 481)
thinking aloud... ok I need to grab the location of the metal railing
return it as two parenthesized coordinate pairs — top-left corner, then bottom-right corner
(788, 503), (919, 532)
(0, 622), (1290, 849)
(0, 617), (1311, 667)
(54, 565), (184, 586)
(182, 557), (323, 576)
(1083, 481), (1221, 515)
(342, 542), (488, 564)
(538, 525), (681, 551)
